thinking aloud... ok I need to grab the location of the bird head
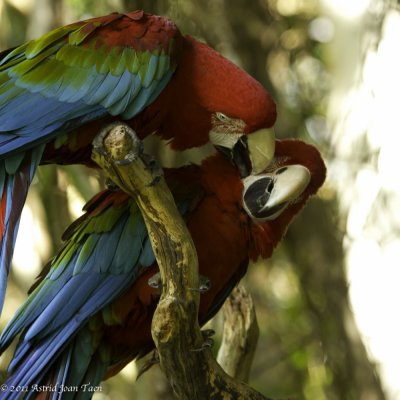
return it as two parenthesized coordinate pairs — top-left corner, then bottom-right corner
(209, 112), (275, 178)
(147, 35), (276, 177)
(242, 139), (327, 259)
(198, 139), (325, 260)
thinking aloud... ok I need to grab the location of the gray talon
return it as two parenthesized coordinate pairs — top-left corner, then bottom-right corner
(92, 145), (107, 156)
(201, 329), (215, 339)
(141, 153), (163, 186)
(114, 157), (134, 165)
(191, 338), (214, 352)
(148, 272), (162, 289)
(189, 275), (211, 293)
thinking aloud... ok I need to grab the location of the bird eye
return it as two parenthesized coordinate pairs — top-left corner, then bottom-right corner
(216, 112), (230, 122)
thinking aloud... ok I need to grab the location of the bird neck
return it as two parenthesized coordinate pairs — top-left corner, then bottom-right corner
(249, 139), (326, 260)
(199, 155), (244, 205)
(136, 38), (212, 150)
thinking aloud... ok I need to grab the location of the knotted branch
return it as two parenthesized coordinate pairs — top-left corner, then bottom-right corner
(91, 122), (269, 400)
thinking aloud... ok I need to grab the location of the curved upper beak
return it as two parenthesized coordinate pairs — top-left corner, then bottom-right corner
(210, 128), (275, 177)
(242, 164), (311, 220)
(247, 128), (275, 175)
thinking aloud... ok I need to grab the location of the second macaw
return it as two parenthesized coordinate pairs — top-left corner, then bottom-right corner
(0, 10), (277, 311)
(0, 139), (326, 398)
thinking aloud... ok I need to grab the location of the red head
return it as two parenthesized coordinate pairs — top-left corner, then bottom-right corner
(143, 34), (277, 177)
(196, 139), (326, 261)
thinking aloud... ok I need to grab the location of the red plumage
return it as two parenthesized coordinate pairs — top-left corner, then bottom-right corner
(0, 139), (326, 390)
(81, 139), (326, 379)
(42, 11), (276, 165)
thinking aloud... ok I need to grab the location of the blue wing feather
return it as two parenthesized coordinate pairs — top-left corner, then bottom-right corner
(0, 186), (194, 393)
(0, 146), (44, 313)
(0, 30), (176, 157)
(0, 13), (179, 314)
(24, 273), (99, 341)
(100, 69), (132, 108)
(0, 192), (152, 356)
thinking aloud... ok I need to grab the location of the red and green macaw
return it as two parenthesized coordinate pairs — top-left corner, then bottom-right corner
(0, 10), (277, 311)
(0, 140), (326, 397)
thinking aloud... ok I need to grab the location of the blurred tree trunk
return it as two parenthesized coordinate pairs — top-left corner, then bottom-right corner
(123, 0), (169, 14)
(135, 365), (175, 400)
(37, 167), (72, 258)
(27, 0), (66, 38)
(285, 198), (386, 400)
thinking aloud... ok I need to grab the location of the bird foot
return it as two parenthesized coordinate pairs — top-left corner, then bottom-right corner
(148, 272), (162, 290)
(149, 273), (210, 294)
(141, 153), (164, 186)
(201, 329), (215, 339)
(189, 275), (211, 293)
(191, 341), (213, 352)
(191, 339), (214, 352)
(190, 329), (215, 352)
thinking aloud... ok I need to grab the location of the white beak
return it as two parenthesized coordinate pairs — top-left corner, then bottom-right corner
(242, 164), (311, 220)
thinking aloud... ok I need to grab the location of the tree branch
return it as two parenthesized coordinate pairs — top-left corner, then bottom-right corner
(217, 284), (260, 383)
(91, 122), (270, 400)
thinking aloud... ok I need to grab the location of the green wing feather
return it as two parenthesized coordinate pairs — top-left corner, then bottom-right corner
(0, 11), (181, 156)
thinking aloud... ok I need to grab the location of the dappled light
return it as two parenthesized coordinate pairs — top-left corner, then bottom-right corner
(0, 0), (398, 399)
(328, 4), (400, 398)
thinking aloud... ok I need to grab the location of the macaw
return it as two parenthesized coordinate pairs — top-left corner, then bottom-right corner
(0, 139), (326, 398)
(0, 10), (277, 311)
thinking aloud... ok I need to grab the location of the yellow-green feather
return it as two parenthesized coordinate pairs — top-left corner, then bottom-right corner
(8, 46), (56, 78)
(25, 24), (78, 59)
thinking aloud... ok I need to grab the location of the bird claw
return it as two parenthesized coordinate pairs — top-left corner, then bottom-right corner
(140, 153), (164, 186)
(148, 272), (162, 290)
(191, 329), (215, 352)
(191, 337), (214, 352)
(201, 329), (215, 339)
(114, 155), (137, 165)
(149, 273), (210, 294)
(92, 145), (107, 156)
(189, 275), (211, 293)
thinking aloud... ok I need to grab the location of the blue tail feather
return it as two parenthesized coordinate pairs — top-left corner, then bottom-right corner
(0, 145), (44, 314)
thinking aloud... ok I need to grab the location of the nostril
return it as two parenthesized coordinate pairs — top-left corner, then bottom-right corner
(276, 167), (287, 175)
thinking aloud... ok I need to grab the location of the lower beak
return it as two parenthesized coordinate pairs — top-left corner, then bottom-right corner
(242, 164), (311, 220)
